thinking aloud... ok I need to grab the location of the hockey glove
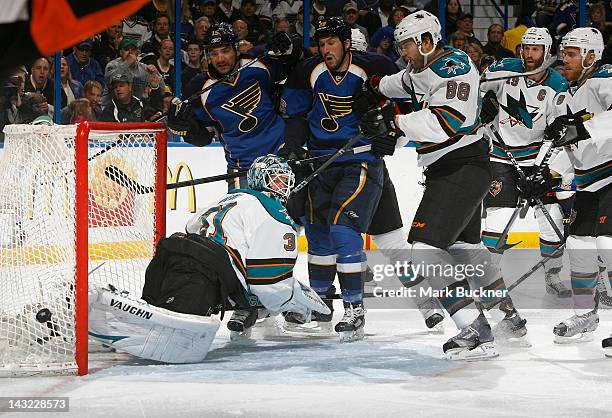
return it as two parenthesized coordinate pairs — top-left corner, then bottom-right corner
(517, 169), (558, 201)
(267, 32), (293, 55)
(546, 114), (591, 147)
(359, 104), (398, 140)
(352, 75), (385, 116)
(480, 91), (499, 125)
(168, 98), (193, 136)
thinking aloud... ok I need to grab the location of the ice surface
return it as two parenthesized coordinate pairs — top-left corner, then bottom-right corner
(2, 256), (612, 417)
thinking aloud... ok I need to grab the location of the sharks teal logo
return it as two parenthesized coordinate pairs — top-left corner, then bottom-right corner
(500, 90), (540, 128)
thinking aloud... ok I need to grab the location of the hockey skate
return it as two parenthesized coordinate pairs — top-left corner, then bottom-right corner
(443, 313), (498, 361)
(492, 311), (530, 347)
(603, 336), (612, 358)
(228, 309), (258, 341)
(545, 268), (572, 298)
(596, 261), (612, 308)
(335, 303), (365, 343)
(417, 297), (445, 333)
(553, 311), (599, 344)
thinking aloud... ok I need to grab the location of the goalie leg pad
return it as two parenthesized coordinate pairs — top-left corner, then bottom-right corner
(89, 287), (220, 363)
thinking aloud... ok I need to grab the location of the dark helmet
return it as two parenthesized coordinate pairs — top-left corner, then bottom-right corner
(314, 17), (351, 44)
(203, 22), (238, 52)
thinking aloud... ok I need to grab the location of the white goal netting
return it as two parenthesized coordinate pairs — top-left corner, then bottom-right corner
(0, 123), (165, 376)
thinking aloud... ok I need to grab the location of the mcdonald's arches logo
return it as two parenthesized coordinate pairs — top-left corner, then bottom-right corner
(167, 162), (197, 213)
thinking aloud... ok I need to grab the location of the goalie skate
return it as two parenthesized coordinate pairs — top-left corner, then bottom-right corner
(228, 309), (257, 341)
(443, 314), (498, 361)
(553, 311), (599, 344)
(283, 295), (334, 334)
(335, 303), (365, 343)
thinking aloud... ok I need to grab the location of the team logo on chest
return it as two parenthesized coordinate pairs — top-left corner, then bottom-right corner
(318, 93), (353, 132)
(221, 82), (262, 132)
(499, 90), (541, 128)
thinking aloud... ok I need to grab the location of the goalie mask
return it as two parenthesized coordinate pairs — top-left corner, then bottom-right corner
(520, 27), (552, 66)
(247, 154), (295, 203)
(394, 11), (442, 64)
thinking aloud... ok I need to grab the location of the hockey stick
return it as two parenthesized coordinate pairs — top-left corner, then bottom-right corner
(480, 57), (556, 83)
(289, 133), (365, 196)
(104, 145), (374, 194)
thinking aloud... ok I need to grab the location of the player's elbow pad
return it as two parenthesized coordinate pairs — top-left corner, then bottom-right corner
(284, 117), (309, 149)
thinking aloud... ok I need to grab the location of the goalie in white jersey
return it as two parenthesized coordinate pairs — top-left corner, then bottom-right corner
(88, 155), (331, 363)
(479, 28), (572, 300)
(541, 28), (612, 348)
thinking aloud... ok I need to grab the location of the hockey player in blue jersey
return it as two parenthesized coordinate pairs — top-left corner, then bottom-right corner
(360, 11), (528, 359)
(280, 17), (400, 342)
(167, 22), (298, 190)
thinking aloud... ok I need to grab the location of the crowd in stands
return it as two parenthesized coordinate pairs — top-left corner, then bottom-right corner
(1, 0), (611, 140)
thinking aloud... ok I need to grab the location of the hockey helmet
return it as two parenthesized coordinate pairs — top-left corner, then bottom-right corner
(203, 22), (239, 55)
(351, 28), (368, 52)
(561, 27), (604, 61)
(394, 11), (442, 56)
(314, 17), (351, 44)
(247, 154), (295, 203)
(521, 27), (553, 62)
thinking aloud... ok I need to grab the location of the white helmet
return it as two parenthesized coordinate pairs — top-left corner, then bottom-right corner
(351, 28), (368, 52)
(561, 27), (604, 61)
(394, 11), (442, 59)
(521, 27), (553, 62)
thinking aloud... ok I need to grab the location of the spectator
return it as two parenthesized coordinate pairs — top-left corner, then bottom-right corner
(370, 26), (398, 61)
(122, 14), (151, 48)
(535, 0), (561, 29)
(449, 30), (468, 51)
(589, 3), (612, 45)
(457, 13), (482, 46)
(292, 6), (316, 55)
(482, 23), (515, 61)
(357, 4), (382, 40)
(67, 39), (106, 88)
(59, 56), (83, 108)
(192, 17), (210, 46)
(141, 14), (173, 56)
(240, 0), (269, 45)
(399, 0), (419, 14)
(100, 72), (146, 123)
(273, 0), (303, 22)
(24, 57), (54, 105)
(343, 2), (369, 41)
(465, 42), (484, 67)
(501, 16), (530, 55)
(1, 75), (45, 129)
(553, 0), (578, 38)
(181, 40), (203, 88)
(376, 0), (396, 29)
(232, 20), (254, 54)
(61, 80), (102, 123)
(92, 22), (123, 71)
(429, 0), (462, 38)
(215, 0), (241, 24)
(105, 38), (165, 106)
(154, 39), (175, 94)
(387, 7), (408, 28)
(274, 17), (290, 34)
(196, 0), (218, 25)
(312, 0), (329, 22)
(68, 98), (92, 124)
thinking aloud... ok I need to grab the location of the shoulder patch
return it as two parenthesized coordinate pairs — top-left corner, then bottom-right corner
(591, 64), (612, 79)
(429, 50), (471, 78)
(487, 58), (523, 74)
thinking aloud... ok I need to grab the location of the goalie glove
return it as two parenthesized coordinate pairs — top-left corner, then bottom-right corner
(352, 75), (384, 116)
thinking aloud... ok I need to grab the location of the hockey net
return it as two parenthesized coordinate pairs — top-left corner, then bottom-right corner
(0, 122), (167, 376)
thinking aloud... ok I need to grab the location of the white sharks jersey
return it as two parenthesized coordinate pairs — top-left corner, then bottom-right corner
(185, 189), (298, 312)
(379, 47), (482, 167)
(481, 58), (568, 166)
(549, 64), (612, 192)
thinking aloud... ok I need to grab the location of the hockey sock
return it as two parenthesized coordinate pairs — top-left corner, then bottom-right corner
(437, 279), (479, 329)
(308, 254), (337, 297)
(596, 236), (612, 296)
(331, 225), (365, 305)
(540, 238), (564, 272)
(567, 236), (599, 314)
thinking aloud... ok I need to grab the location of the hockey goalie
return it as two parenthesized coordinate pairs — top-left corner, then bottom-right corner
(88, 155), (331, 363)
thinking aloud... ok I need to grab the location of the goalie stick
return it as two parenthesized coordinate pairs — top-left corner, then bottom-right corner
(104, 145), (373, 194)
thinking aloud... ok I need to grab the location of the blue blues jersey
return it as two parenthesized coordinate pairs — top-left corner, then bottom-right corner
(281, 51), (399, 162)
(192, 58), (285, 169)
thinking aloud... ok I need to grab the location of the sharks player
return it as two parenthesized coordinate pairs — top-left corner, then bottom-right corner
(479, 28), (571, 301)
(167, 23), (297, 190)
(360, 11), (527, 359)
(89, 155), (331, 363)
(543, 28), (612, 346)
(280, 17), (404, 342)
